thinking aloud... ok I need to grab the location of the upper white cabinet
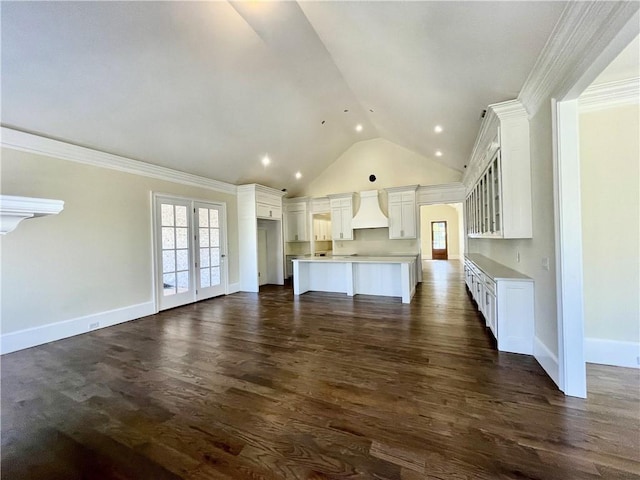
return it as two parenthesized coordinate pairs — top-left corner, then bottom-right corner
(284, 200), (309, 242)
(255, 189), (282, 220)
(463, 100), (532, 239)
(386, 186), (418, 239)
(313, 217), (332, 241)
(328, 193), (354, 241)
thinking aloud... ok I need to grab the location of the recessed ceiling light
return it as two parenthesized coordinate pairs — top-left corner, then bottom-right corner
(295, 171), (302, 179)
(434, 125), (443, 133)
(262, 155), (270, 166)
(435, 150), (443, 157)
(355, 124), (363, 132)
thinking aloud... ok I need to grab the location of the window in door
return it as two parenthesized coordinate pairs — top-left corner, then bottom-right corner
(431, 221), (448, 260)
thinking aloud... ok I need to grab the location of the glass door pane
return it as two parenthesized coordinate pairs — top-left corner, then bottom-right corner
(157, 197), (194, 310)
(195, 202), (226, 300)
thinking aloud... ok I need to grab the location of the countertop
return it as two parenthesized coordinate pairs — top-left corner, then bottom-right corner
(293, 255), (417, 264)
(465, 254), (532, 281)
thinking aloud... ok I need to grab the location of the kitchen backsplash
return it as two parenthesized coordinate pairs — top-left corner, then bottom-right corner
(333, 228), (419, 256)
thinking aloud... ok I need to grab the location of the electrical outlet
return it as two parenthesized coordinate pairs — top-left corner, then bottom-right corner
(89, 322), (100, 330)
(516, 251), (520, 263)
(542, 257), (550, 271)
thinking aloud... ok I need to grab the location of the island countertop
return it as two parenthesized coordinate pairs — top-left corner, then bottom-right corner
(293, 255), (417, 264)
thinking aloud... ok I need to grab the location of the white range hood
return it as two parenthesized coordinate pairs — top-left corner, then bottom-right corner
(351, 190), (388, 229)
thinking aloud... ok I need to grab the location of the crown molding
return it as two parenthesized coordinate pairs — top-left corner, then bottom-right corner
(579, 77), (640, 112)
(519, 1), (640, 117)
(0, 195), (64, 235)
(0, 127), (237, 195)
(237, 183), (287, 197)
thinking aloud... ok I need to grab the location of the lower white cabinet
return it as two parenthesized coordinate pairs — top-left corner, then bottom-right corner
(465, 254), (534, 355)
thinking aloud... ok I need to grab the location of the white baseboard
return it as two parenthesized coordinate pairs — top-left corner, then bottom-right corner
(227, 282), (241, 294)
(1, 301), (155, 355)
(585, 338), (640, 368)
(534, 336), (560, 387)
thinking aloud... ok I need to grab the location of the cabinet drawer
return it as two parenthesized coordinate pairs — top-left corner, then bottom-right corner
(257, 203), (281, 219)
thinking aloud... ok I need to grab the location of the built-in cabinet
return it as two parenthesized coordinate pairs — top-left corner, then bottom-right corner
(284, 200), (309, 242)
(237, 184), (285, 292)
(463, 100), (532, 239)
(386, 186), (418, 239)
(464, 254), (534, 355)
(328, 193), (354, 241)
(313, 217), (332, 241)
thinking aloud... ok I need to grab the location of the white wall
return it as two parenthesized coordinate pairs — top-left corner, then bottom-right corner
(420, 204), (463, 260)
(301, 137), (461, 198)
(1, 148), (238, 343)
(579, 104), (639, 358)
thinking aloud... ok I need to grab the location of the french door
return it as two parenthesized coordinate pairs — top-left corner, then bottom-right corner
(431, 221), (448, 260)
(155, 195), (227, 311)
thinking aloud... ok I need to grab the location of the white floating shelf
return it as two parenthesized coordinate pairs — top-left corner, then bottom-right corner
(0, 195), (64, 235)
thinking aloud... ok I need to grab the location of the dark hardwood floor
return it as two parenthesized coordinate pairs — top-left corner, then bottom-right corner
(2, 261), (639, 479)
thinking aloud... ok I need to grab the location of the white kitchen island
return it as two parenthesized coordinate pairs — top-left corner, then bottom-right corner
(292, 256), (419, 304)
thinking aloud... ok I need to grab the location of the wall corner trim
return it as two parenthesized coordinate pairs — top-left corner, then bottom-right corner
(0, 301), (155, 355)
(584, 338), (640, 369)
(534, 336), (560, 388)
(1, 127), (237, 195)
(579, 77), (640, 112)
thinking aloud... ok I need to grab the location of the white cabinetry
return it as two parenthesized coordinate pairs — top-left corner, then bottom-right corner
(237, 184), (285, 292)
(284, 200), (308, 242)
(463, 100), (532, 239)
(328, 193), (354, 241)
(464, 254), (534, 355)
(386, 186), (418, 239)
(313, 217), (331, 241)
(256, 190), (282, 220)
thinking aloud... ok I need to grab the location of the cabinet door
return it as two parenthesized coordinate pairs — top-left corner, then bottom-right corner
(485, 290), (497, 338)
(340, 205), (353, 240)
(296, 211), (307, 241)
(286, 211), (299, 242)
(388, 202), (403, 239)
(331, 207), (343, 239)
(401, 201), (416, 238)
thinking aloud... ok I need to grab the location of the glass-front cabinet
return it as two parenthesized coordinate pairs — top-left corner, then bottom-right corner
(464, 99), (531, 239)
(466, 150), (502, 238)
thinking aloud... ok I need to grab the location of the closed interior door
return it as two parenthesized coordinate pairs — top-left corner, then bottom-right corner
(195, 202), (226, 300)
(431, 221), (448, 260)
(156, 196), (227, 311)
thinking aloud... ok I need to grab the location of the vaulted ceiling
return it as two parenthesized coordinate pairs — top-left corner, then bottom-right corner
(1, 1), (567, 195)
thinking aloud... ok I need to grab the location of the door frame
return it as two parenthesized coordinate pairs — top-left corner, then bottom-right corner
(551, 12), (639, 398)
(151, 192), (229, 313)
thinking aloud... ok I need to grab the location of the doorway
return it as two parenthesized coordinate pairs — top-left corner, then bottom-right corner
(431, 221), (448, 260)
(155, 195), (228, 311)
(257, 228), (268, 286)
(419, 203), (464, 262)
